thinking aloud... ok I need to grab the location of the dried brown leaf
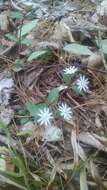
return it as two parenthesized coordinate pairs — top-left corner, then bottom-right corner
(79, 132), (107, 151)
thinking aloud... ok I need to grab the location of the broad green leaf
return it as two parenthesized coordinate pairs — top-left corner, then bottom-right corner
(96, 39), (107, 54)
(5, 33), (17, 42)
(26, 102), (47, 119)
(12, 59), (24, 72)
(62, 73), (71, 85)
(72, 85), (84, 96)
(28, 50), (48, 62)
(47, 88), (59, 104)
(63, 43), (93, 55)
(20, 118), (29, 125)
(18, 19), (38, 37)
(9, 11), (23, 19)
(21, 38), (32, 45)
(12, 65), (23, 72)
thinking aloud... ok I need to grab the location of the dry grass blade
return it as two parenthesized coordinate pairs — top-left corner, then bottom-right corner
(80, 168), (88, 190)
(71, 129), (86, 164)
(0, 174), (27, 190)
(46, 149), (55, 166)
(71, 129), (79, 164)
(47, 165), (57, 188)
(77, 143), (87, 161)
(90, 160), (107, 190)
(93, 133), (107, 144)
(29, 172), (41, 182)
(59, 163), (74, 170)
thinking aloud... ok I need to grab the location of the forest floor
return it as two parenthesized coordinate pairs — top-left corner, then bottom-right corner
(0, 0), (107, 190)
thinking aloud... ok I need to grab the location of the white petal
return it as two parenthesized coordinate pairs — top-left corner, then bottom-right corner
(63, 66), (78, 75)
(58, 103), (73, 121)
(37, 107), (53, 126)
(76, 75), (89, 92)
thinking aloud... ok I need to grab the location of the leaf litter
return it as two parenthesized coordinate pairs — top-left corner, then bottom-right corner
(0, 0), (107, 190)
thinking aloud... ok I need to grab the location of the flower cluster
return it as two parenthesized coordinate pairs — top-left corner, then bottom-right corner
(37, 103), (73, 126)
(37, 66), (90, 127)
(63, 65), (90, 93)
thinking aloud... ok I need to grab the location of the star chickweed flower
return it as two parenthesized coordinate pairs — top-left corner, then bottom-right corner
(76, 75), (89, 92)
(58, 103), (73, 121)
(63, 66), (78, 75)
(37, 107), (53, 126)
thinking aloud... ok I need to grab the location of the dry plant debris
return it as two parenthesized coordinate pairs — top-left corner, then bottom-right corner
(0, 0), (107, 190)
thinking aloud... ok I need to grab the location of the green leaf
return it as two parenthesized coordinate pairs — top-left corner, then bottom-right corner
(47, 88), (59, 104)
(21, 38), (32, 45)
(18, 19), (38, 37)
(63, 43), (93, 55)
(9, 11), (23, 19)
(28, 50), (48, 62)
(72, 85), (84, 96)
(20, 118), (29, 125)
(5, 33), (17, 42)
(26, 102), (47, 119)
(12, 59), (24, 72)
(96, 39), (107, 54)
(62, 73), (71, 85)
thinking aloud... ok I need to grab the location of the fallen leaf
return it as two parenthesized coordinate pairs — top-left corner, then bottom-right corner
(88, 53), (102, 68)
(95, 114), (102, 128)
(0, 107), (14, 126)
(0, 11), (9, 31)
(43, 125), (63, 142)
(79, 132), (107, 151)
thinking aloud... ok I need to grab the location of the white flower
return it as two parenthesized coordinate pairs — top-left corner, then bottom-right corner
(58, 103), (73, 121)
(63, 66), (78, 75)
(37, 107), (53, 126)
(76, 75), (89, 92)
